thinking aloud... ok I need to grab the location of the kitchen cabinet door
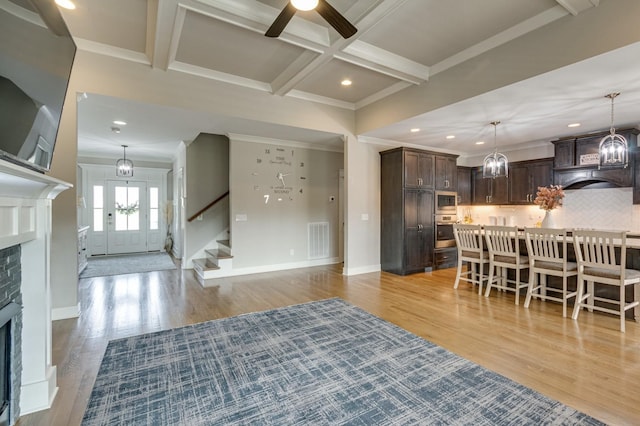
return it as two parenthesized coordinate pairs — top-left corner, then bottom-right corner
(405, 151), (434, 189)
(404, 189), (433, 273)
(435, 155), (457, 190)
(456, 167), (472, 205)
(509, 160), (553, 204)
(509, 165), (530, 204)
(473, 168), (508, 204)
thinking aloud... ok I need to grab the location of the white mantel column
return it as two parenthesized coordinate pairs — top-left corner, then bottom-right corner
(0, 160), (71, 416)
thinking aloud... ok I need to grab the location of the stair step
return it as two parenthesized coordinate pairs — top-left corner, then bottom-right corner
(193, 258), (220, 271)
(217, 239), (231, 250)
(205, 249), (233, 259)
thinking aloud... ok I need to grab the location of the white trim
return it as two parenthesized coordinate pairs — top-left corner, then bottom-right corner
(340, 41), (429, 84)
(74, 38), (151, 65)
(227, 133), (344, 153)
(168, 61), (272, 92)
(51, 303), (81, 321)
(20, 366), (58, 415)
(286, 90), (356, 110)
(197, 257), (341, 286)
(342, 264), (381, 276)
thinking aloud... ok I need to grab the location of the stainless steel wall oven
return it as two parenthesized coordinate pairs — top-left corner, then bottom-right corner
(435, 214), (457, 248)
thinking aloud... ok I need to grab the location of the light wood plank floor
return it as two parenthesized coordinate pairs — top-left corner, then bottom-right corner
(18, 262), (640, 425)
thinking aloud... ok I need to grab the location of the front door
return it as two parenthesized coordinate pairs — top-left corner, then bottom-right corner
(106, 180), (148, 254)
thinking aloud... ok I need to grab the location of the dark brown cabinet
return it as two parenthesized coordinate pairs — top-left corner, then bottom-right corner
(472, 167), (508, 204)
(404, 150), (434, 189)
(551, 128), (638, 194)
(509, 159), (553, 204)
(403, 189), (434, 273)
(435, 155), (458, 190)
(456, 167), (472, 205)
(553, 140), (574, 169)
(380, 148), (435, 275)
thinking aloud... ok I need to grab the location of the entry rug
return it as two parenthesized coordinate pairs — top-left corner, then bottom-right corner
(80, 252), (176, 278)
(82, 298), (603, 425)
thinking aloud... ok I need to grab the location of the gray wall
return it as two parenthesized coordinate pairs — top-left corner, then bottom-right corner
(230, 137), (342, 269)
(184, 134), (229, 266)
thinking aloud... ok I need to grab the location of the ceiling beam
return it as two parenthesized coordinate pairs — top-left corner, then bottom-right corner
(555, 0), (599, 16)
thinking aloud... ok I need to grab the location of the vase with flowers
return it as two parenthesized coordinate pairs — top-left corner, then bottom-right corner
(533, 184), (565, 228)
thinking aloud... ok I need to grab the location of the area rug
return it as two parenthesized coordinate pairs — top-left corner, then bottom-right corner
(82, 298), (603, 425)
(80, 252), (176, 278)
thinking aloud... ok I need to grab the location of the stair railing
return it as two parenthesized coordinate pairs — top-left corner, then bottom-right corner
(187, 191), (230, 222)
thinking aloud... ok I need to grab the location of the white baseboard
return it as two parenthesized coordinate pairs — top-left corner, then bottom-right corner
(342, 264), (381, 276)
(20, 365), (58, 415)
(198, 257), (341, 286)
(51, 303), (81, 321)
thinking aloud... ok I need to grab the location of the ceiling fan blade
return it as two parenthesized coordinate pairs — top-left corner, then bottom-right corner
(265, 3), (297, 38)
(315, 0), (357, 39)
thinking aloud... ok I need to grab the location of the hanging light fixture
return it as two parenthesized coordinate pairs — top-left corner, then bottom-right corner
(116, 145), (134, 177)
(598, 92), (628, 169)
(482, 121), (509, 179)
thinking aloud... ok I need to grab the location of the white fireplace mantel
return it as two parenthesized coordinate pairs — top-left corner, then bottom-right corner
(0, 159), (72, 417)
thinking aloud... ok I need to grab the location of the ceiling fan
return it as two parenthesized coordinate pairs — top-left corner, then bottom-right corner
(265, 0), (357, 39)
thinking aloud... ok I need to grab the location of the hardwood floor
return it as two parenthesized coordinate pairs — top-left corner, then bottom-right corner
(18, 263), (640, 425)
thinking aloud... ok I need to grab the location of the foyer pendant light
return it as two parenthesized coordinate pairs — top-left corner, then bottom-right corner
(482, 121), (509, 179)
(116, 145), (134, 177)
(598, 92), (628, 169)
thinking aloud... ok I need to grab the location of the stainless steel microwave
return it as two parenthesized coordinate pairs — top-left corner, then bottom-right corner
(435, 191), (457, 214)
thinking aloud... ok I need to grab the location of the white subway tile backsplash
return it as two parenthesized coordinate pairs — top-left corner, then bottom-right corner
(461, 187), (637, 232)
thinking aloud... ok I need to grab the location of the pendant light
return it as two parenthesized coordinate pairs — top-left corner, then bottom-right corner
(598, 92), (628, 169)
(482, 121), (509, 179)
(116, 145), (134, 177)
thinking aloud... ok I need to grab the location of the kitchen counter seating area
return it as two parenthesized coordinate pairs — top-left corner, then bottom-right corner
(453, 224), (640, 332)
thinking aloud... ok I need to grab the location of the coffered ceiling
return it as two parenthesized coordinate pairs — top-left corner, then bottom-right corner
(10, 0), (640, 162)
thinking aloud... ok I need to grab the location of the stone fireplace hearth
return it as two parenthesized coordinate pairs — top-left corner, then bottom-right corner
(0, 160), (71, 424)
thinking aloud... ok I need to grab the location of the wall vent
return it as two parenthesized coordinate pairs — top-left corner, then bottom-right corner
(308, 222), (330, 259)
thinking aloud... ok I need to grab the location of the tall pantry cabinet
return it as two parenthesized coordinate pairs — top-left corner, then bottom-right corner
(380, 147), (434, 275)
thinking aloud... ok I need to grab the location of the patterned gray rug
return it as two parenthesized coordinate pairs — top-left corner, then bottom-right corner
(82, 298), (603, 425)
(80, 252), (176, 278)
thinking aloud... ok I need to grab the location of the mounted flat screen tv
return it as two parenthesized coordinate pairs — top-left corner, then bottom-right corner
(0, 1), (76, 173)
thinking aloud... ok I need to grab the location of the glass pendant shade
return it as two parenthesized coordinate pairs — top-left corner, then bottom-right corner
(482, 152), (509, 179)
(482, 121), (509, 179)
(598, 93), (628, 169)
(116, 145), (134, 177)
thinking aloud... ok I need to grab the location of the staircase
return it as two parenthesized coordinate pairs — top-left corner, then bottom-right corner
(192, 239), (233, 285)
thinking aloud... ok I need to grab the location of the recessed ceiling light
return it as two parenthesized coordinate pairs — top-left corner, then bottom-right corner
(446, 135), (455, 140)
(55, 0), (76, 10)
(475, 141), (485, 145)
(410, 128), (420, 133)
(113, 120), (127, 126)
(341, 79), (352, 86)
(568, 123), (581, 128)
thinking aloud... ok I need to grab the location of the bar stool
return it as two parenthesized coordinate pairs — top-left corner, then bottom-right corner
(524, 227), (578, 317)
(453, 224), (489, 295)
(484, 226), (529, 305)
(572, 229), (640, 332)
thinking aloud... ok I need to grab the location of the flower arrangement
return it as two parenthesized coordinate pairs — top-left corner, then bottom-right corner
(534, 185), (565, 211)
